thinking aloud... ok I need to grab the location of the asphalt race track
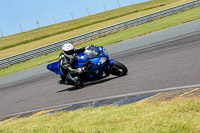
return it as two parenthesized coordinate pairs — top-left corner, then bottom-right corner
(1, 28), (200, 117)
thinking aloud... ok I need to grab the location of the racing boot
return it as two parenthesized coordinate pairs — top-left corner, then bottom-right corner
(58, 80), (73, 85)
(58, 80), (66, 84)
(74, 78), (83, 88)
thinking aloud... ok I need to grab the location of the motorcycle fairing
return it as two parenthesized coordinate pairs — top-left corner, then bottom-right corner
(46, 46), (114, 79)
(47, 61), (63, 75)
(107, 59), (114, 66)
(74, 53), (88, 67)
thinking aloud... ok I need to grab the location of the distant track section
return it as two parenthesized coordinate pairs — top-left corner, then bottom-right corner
(0, 0), (199, 68)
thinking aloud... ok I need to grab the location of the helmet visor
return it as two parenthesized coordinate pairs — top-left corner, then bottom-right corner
(64, 49), (74, 55)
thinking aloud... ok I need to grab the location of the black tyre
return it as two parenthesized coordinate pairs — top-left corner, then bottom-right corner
(60, 75), (66, 81)
(109, 61), (128, 76)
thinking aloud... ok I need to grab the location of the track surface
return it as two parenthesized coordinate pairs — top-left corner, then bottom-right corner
(1, 30), (200, 117)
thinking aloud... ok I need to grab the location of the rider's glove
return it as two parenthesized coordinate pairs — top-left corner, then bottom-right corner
(77, 67), (85, 74)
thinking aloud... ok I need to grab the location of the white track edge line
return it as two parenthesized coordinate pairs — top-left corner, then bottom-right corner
(1, 83), (200, 118)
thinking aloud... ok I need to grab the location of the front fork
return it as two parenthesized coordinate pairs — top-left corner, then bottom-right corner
(103, 59), (114, 76)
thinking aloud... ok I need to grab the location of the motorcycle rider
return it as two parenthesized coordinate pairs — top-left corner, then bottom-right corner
(59, 42), (86, 87)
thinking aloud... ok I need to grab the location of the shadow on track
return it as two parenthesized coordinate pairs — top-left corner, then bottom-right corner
(57, 77), (118, 93)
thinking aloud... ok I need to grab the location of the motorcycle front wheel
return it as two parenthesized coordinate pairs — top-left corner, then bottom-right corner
(109, 61), (128, 76)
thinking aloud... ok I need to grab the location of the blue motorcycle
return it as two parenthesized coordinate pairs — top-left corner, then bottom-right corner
(47, 45), (128, 88)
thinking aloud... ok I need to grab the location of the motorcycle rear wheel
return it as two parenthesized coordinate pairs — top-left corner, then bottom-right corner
(109, 61), (128, 76)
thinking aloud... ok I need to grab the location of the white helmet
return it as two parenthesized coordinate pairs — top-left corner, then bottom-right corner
(62, 43), (74, 55)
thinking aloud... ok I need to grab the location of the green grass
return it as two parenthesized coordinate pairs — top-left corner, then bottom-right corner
(81, 6), (200, 47)
(1, 98), (200, 132)
(0, 51), (61, 77)
(1, 5), (200, 77)
(0, 0), (192, 58)
(0, 0), (180, 50)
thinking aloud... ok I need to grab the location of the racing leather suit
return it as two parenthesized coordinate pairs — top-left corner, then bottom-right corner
(59, 47), (85, 83)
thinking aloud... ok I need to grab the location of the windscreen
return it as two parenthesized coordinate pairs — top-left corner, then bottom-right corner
(84, 46), (100, 58)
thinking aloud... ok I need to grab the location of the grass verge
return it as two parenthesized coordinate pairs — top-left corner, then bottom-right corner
(0, 0), (193, 58)
(0, 0), (171, 50)
(0, 6), (200, 77)
(0, 98), (200, 132)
